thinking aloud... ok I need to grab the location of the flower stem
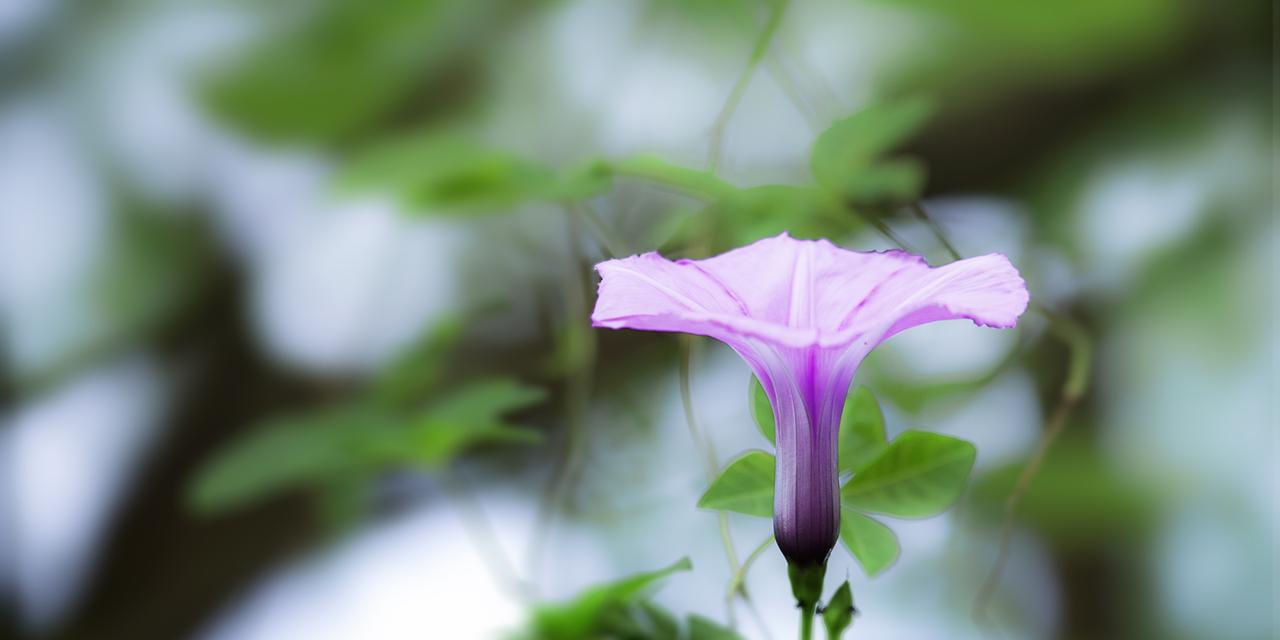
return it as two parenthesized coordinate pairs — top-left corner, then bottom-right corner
(800, 603), (816, 640)
(727, 535), (775, 598)
(569, 201), (628, 258)
(909, 201), (962, 262)
(528, 214), (596, 589)
(707, 0), (791, 172)
(439, 471), (532, 602)
(788, 561), (826, 640)
(972, 306), (1091, 628)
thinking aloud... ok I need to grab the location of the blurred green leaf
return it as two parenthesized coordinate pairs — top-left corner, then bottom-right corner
(810, 98), (933, 204)
(876, 0), (1186, 90)
(538, 599), (742, 640)
(812, 99), (933, 180)
(528, 558), (692, 639)
(611, 155), (736, 200)
(838, 387), (888, 474)
(841, 430), (975, 518)
(704, 185), (843, 248)
(970, 438), (1161, 548)
(822, 581), (856, 639)
(868, 369), (1001, 416)
(342, 131), (608, 214)
(636, 601), (681, 639)
(861, 334), (1023, 417)
(838, 507), (899, 577)
(687, 614), (745, 639)
(749, 376), (776, 446)
(697, 450), (776, 518)
(190, 378), (544, 514)
(558, 160), (616, 201)
(188, 406), (388, 514)
(612, 156), (865, 253)
(202, 0), (515, 143)
(845, 159), (926, 204)
(371, 316), (464, 406)
(396, 380), (545, 467)
(594, 599), (680, 639)
(315, 472), (375, 532)
(341, 129), (617, 214)
(421, 378), (545, 427)
(643, 0), (760, 42)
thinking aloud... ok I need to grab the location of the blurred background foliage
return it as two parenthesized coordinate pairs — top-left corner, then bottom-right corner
(0, 0), (1272, 638)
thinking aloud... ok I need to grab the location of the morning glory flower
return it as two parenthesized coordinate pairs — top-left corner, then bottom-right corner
(591, 233), (1028, 566)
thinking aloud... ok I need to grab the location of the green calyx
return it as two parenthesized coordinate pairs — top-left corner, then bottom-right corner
(788, 560), (827, 640)
(787, 560), (827, 606)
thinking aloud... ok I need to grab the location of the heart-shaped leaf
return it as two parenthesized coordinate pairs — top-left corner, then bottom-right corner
(697, 450), (776, 518)
(749, 376), (776, 446)
(838, 386), (887, 474)
(530, 558), (692, 639)
(841, 430), (975, 518)
(839, 507), (900, 577)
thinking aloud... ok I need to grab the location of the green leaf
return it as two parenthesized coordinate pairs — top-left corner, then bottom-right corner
(342, 132), (568, 213)
(425, 378), (545, 425)
(867, 0), (1184, 86)
(844, 159), (926, 203)
(201, 0), (505, 143)
(864, 364), (1006, 416)
(687, 614), (745, 639)
(189, 379), (545, 514)
(611, 154), (737, 199)
(839, 508), (900, 577)
(749, 376), (776, 446)
(635, 601), (681, 639)
(188, 406), (388, 514)
(393, 378), (546, 467)
(314, 472), (375, 532)
(822, 581), (856, 639)
(529, 558), (692, 639)
(838, 387), (888, 474)
(343, 131), (614, 214)
(371, 316), (464, 406)
(697, 450), (776, 518)
(810, 98), (933, 203)
(705, 185), (846, 249)
(841, 430), (976, 517)
(969, 437), (1161, 548)
(595, 600), (677, 639)
(557, 160), (616, 201)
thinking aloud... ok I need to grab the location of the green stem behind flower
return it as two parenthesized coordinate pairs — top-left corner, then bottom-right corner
(680, 337), (746, 629)
(528, 214), (597, 590)
(570, 201), (629, 258)
(440, 471), (533, 602)
(707, 0), (791, 172)
(728, 535), (775, 599)
(907, 203), (1095, 630)
(972, 305), (1091, 628)
(909, 201), (962, 262)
